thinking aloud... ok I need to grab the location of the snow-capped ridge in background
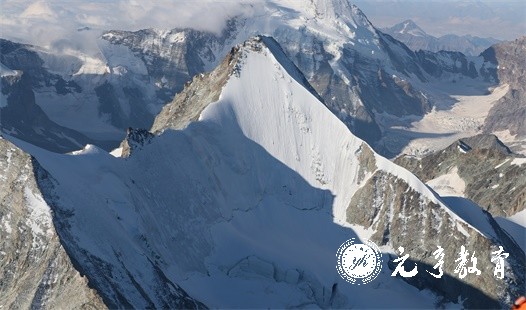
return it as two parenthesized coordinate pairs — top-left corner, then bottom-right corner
(481, 37), (526, 150)
(383, 19), (500, 56)
(1, 1), (512, 158)
(390, 19), (427, 37)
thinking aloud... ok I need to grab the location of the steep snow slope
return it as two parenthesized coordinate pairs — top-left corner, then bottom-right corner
(10, 37), (523, 308)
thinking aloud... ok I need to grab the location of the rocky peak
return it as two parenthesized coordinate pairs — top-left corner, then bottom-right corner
(395, 134), (526, 217)
(458, 134), (512, 156)
(390, 19), (428, 37)
(120, 128), (154, 158)
(480, 37), (526, 85)
(151, 35), (322, 133)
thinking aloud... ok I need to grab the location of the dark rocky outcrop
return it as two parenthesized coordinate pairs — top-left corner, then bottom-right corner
(396, 134), (526, 217)
(482, 37), (526, 140)
(382, 19), (499, 56)
(120, 127), (154, 158)
(348, 169), (524, 309)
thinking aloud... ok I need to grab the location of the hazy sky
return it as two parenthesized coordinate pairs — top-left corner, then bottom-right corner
(0, 0), (524, 51)
(354, 0), (526, 40)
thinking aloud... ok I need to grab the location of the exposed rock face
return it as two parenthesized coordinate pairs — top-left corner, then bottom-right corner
(151, 45), (241, 133)
(459, 134), (513, 155)
(395, 134), (526, 217)
(415, 50), (490, 80)
(347, 168), (524, 309)
(101, 20), (239, 102)
(0, 39), (113, 153)
(482, 37), (526, 142)
(0, 137), (105, 309)
(382, 19), (499, 56)
(120, 128), (155, 157)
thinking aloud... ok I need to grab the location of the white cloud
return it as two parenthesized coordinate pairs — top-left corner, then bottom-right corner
(0, 0), (260, 54)
(1, 0), (523, 54)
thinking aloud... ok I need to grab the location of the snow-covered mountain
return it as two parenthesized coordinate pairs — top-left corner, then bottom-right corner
(1, 1), (504, 157)
(382, 19), (500, 56)
(3, 36), (523, 309)
(94, 2), (433, 149)
(0, 39), (117, 152)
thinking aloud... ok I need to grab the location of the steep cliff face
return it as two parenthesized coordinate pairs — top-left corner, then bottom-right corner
(482, 37), (526, 147)
(347, 166), (524, 308)
(151, 46), (241, 133)
(101, 19), (239, 101)
(0, 137), (105, 309)
(415, 50), (492, 80)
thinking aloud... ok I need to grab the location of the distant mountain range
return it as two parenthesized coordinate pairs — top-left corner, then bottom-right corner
(382, 19), (500, 56)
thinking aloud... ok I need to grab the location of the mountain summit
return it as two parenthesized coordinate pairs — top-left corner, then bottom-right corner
(388, 19), (428, 37)
(383, 19), (499, 56)
(19, 36), (523, 308)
